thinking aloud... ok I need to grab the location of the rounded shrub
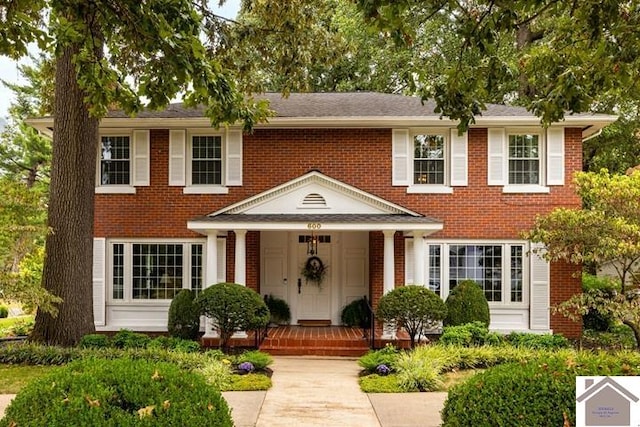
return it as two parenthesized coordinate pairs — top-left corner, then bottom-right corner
(196, 282), (269, 351)
(441, 351), (640, 427)
(111, 329), (151, 349)
(79, 333), (111, 349)
(0, 305), (8, 318)
(376, 285), (447, 348)
(443, 280), (489, 327)
(168, 289), (201, 340)
(0, 357), (233, 426)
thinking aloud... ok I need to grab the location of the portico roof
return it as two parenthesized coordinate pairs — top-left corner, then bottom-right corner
(187, 171), (443, 234)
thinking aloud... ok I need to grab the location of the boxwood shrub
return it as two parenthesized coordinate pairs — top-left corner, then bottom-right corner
(442, 351), (640, 427)
(443, 280), (489, 327)
(0, 357), (233, 426)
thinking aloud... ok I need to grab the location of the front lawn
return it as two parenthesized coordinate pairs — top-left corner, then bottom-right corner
(0, 365), (59, 394)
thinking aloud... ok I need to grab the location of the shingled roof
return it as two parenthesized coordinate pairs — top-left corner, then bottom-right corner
(106, 92), (534, 119)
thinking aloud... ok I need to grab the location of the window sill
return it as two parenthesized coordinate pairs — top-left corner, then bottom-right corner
(502, 185), (550, 194)
(407, 185), (454, 194)
(95, 186), (136, 194)
(183, 186), (229, 195)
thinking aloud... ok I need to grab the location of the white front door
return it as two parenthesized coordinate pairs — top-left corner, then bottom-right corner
(296, 236), (332, 320)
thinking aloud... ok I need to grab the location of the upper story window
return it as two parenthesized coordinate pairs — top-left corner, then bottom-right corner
(169, 129), (243, 194)
(392, 128), (468, 193)
(508, 134), (540, 185)
(101, 135), (130, 185)
(488, 128), (565, 193)
(414, 134), (445, 185)
(96, 130), (149, 194)
(191, 135), (222, 185)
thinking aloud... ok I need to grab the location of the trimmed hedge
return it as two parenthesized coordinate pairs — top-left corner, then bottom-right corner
(444, 280), (490, 327)
(168, 289), (201, 339)
(442, 351), (640, 427)
(0, 357), (232, 426)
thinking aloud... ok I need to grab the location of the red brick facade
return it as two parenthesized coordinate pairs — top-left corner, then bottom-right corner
(95, 127), (583, 337)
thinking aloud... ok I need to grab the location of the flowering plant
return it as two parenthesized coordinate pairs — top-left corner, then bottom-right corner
(376, 364), (391, 376)
(301, 256), (328, 287)
(238, 361), (255, 373)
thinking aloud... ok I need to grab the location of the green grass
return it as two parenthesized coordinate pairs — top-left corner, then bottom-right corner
(0, 316), (32, 329)
(0, 364), (59, 393)
(225, 373), (272, 391)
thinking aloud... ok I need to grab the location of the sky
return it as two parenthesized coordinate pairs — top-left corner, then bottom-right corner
(0, 0), (241, 124)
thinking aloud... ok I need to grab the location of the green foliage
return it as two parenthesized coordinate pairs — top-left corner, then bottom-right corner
(358, 344), (401, 372)
(582, 273), (618, 331)
(234, 350), (273, 371)
(444, 280), (490, 327)
(582, 325), (637, 350)
(376, 285), (447, 348)
(0, 305), (8, 318)
(394, 350), (442, 392)
(196, 283), (270, 351)
(0, 357), (232, 427)
(504, 332), (570, 349)
(167, 289), (201, 340)
(439, 322), (502, 347)
(147, 336), (201, 353)
(195, 360), (234, 390)
(111, 329), (152, 349)
(442, 352), (640, 427)
(226, 373), (272, 391)
(264, 294), (291, 325)
(78, 333), (110, 349)
(359, 374), (403, 393)
(340, 297), (370, 328)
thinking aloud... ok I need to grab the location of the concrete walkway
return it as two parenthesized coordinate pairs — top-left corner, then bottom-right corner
(0, 357), (447, 426)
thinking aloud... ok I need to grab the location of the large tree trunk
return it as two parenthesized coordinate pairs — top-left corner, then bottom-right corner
(31, 40), (98, 346)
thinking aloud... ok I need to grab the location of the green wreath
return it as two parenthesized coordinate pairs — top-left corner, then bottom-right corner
(301, 256), (328, 286)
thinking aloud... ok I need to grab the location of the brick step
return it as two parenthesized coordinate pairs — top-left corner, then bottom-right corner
(259, 337), (370, 349)
(260, 346), (370, 357)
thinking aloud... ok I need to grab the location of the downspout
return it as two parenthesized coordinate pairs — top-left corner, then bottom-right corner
(582, 128), (602, 143)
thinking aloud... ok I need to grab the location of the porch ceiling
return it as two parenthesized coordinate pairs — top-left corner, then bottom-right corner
(187, 213), (443, 233)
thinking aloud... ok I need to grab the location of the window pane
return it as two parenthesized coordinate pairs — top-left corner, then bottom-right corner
(112, 244), (124, 299)
(510, 246), (523, 302)
(428, 245), (441, 296)
(508, 134), (539, 184)
(449, 245), (502, 302)
(191, 244), (203, 296)
(133, 244), (183, 300)
(414, 134), (445, 184)
(192, 136), (222, 185)
(101, 136), (130, 185)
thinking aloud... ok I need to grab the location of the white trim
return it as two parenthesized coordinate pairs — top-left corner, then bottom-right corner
(546, 127), (565, 186)
(407, 185), (454, 194)
(96, 131), (136, 192)
(189, 220), (442, 233)
(505, 128), (546, 187)
(95, 186), (136, 194)
(502, 185), (550, 194)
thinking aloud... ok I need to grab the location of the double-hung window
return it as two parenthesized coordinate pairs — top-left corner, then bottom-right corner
(414, 134), (445, 185)
(100, 135), (130, 186)
(191, 135), (222, 186)
(508, 134), (540, 185)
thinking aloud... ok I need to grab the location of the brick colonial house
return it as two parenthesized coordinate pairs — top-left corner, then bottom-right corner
(31, 92), (616, 346)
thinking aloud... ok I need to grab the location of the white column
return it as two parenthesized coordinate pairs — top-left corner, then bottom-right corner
(203, 233), (219, 339)
(382, 230), (397, 339)
(233, 229), (248, 338)
(234, 229), (247, 286)
(413, 231), (426, 286)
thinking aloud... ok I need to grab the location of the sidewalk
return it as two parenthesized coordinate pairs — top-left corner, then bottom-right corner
(0, 357), (447, 426)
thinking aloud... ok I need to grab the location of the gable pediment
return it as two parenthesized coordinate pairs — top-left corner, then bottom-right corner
(211, 171), (419, 217)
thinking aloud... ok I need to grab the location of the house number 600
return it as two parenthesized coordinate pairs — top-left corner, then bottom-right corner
(307, 223), (322, 230)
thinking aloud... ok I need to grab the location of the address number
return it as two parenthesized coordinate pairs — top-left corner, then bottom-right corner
(307, 223), (322, 230)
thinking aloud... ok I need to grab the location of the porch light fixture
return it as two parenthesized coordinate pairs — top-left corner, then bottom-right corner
(307, 232), (318, 255)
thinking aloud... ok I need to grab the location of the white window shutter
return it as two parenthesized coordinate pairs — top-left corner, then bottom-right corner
(217, 237), (227, 283)
(546, 128), (565, 186)
(392, 129), (411, 186)
(93, 238), (106, 327)
(450, 129), (468, 186)
(169, 130), (186, 186)
(132, 130), (150, 186)
(529, 243), (550, 331)
(487, 128), (506, 185)
(225, 130), (243, 186)
(404, 238), (414, 284)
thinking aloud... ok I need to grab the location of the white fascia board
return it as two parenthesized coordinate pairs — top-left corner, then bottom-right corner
(187, 220), (443, 233)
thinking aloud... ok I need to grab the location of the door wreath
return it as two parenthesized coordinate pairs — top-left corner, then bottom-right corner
(301, 256), (328, 287)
